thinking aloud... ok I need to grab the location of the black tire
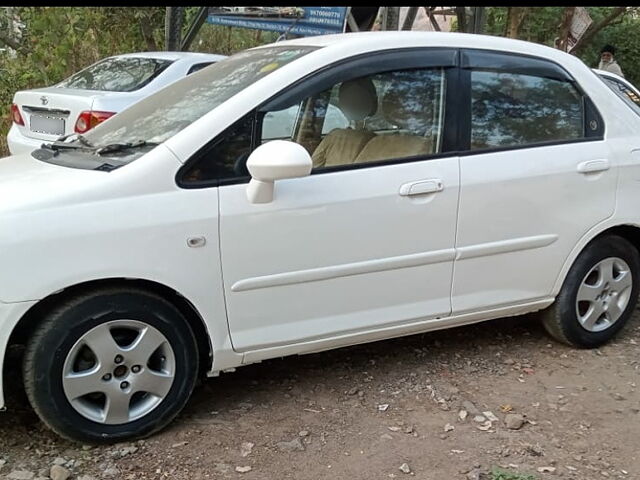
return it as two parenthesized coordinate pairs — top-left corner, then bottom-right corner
(542, 235), (640, 348)
(23, 288), (199, 443)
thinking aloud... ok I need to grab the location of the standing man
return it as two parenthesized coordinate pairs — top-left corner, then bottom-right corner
(598, 45), (624, 77)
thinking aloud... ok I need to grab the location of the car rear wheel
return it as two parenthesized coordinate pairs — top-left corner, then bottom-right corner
(542, 235), (640, 348)
(23, 288), (198, 443)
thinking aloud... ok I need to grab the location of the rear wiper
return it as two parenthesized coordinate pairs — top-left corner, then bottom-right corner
(41, 141), (94, 153)
(95, 140), (154, 155)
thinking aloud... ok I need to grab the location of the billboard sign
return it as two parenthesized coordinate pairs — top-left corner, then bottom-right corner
(567, 7), (592, 52)
(207, 7), (348, 37)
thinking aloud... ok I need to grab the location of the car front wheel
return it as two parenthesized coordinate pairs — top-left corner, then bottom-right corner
(23, 288), (199, 443)
(542, 235), (640, 348)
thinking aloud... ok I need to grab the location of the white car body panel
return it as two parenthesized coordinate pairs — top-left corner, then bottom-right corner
(452, 140), (617, 313)
(8, 52), (225, 155)
(220, 157), (460, 351)
(2, 32), (640, 410)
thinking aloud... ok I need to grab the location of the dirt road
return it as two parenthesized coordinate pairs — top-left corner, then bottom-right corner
(1, 311), (639, 479)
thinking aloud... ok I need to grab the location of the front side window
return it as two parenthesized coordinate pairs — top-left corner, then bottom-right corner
(57, 57), (173, 92)
(182, 66), (447, 184)
(307, 68), (446, 169)
(601, 75), (640, 117)
(470, 70), (584, 150)
(261, 104), (301, 141)
(182, 115), (253, 185)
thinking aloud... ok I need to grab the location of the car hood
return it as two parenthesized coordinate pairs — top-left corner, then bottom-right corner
(0, 152), (111, 215)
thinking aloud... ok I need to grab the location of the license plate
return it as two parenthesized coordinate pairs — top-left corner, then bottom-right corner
(30, 115), (65, 135)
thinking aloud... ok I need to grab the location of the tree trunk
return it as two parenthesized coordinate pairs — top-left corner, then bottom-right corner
(139, 13), (158, 51)
(505, 7), (528, 38)
(556, 7), (575, 51)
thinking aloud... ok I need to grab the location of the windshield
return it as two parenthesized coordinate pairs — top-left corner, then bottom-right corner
(57, 57), (173, 92)
(80, 46), (317, 149)
(599, 74), (640, 117)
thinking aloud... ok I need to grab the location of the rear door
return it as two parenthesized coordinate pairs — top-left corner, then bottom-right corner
(452, 50), (616, 313)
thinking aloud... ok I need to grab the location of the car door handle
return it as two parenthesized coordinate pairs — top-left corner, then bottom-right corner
(577, 159), (610, 174)
(399, 179), (444, 197)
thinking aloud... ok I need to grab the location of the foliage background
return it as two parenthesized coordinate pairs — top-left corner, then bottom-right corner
(0, 7), (277, 155)
(0, 7), (637, 156)
(481, 7), (640, 86)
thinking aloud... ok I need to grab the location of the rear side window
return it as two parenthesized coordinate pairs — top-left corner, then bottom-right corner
(470, 70), (584, 150)
(57, 57), (173, 92)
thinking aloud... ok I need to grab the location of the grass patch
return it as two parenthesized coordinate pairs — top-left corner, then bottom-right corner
(491, 467), (538, 480)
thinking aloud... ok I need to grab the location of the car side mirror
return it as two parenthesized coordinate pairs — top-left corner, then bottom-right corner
(246, 140), (312, 204)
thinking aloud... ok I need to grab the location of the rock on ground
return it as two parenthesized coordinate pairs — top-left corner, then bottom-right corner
(505, 414), (525, 430)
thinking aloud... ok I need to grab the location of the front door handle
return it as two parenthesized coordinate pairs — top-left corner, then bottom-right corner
(577, 159), (610, 174)
(399, 179), (444, 197)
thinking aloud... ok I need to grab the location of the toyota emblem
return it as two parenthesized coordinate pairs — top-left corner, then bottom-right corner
(40, 96), (48, 106)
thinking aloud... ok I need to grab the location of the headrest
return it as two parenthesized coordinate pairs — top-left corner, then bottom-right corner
(381, 84), (434, 134)
(337, 77), (378, 121)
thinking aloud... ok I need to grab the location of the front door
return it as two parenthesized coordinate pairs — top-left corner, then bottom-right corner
(217, 62), (461, 352)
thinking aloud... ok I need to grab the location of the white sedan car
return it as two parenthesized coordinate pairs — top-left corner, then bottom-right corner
(1, 31), (640, 443)
(7, 51), (225, 155)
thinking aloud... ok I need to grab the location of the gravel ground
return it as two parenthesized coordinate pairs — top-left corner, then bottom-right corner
(1, 310), (639, 480)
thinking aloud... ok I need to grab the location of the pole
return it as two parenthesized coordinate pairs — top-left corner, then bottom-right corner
(401, 7), (419, 31)
(180, 7), (209, 51)
(471, 7), (485, 34)
(384, 6), (400, 31)
(165, 7), (184, 51)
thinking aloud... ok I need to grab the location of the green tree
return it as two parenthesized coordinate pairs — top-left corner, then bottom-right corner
(484, 7), (640, 84)
(0, 7), (166, 154)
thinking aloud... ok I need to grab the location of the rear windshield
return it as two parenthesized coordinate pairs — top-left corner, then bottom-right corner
(57, 57), (174, 92)
(82, 46), (317, 148)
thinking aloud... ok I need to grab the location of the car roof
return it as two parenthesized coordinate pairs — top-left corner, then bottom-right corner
(262, 31), (580, 67)
(113, 51), (226, 62)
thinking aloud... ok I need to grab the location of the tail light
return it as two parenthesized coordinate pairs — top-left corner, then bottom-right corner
(10, 103), (24, 126)
(74, 110), (115, 133)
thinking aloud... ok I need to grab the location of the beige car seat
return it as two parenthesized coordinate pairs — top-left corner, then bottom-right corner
(354, 87), (434, 164)
(311, 78), (378, 168)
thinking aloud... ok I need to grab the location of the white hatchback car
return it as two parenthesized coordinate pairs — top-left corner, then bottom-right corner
(7, 51), (226, 155)
(1, 32), (640, 443)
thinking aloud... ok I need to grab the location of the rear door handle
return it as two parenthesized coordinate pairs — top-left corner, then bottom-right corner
(577, 159), (610, 174)
(399, 179), (444, 197)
